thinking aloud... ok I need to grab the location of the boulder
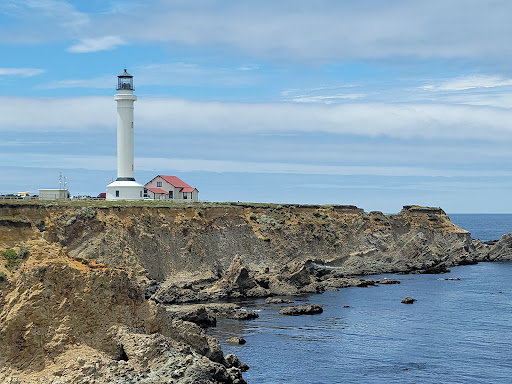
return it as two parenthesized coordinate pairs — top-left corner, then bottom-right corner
(226, 337), (246, 345)
(179, 307), (217, 328)
(216, 255), (257, 296)
(225, 354), (249, 371)
(265, 297), (293, 304)
(401, 297), (417, 304)
(279, 304), (323, 316)
(227, 310), (259, 320)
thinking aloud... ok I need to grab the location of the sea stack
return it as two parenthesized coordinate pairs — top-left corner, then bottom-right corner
(106, 69), (144, 200)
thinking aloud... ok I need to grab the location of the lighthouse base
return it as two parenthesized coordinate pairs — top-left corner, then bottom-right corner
(106, 180), (144, 201)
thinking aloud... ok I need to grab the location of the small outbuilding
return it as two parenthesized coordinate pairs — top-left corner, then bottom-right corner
(144, 175), (198, 202)
(39, 189), (69, 200)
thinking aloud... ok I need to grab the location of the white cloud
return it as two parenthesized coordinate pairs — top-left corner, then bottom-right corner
(288, 94), (365, 104)
(89, 0), (512, 62)
(2, 153), (511, 179)
(423, 75), (512, 91)
(41, 76), (113, 89)
(0, 67), (45, 77)
(3, 1), (511, 62)
(237, 64), (259, 71)
(0, 96), (113, 130)
(135, 63), (258, 87)
(281, 86), (365, 104)
(0, 0), (89, 43)
(1, 96), (511, 142)
(68, 36), (126, 53)
(136, 98), (512, 140)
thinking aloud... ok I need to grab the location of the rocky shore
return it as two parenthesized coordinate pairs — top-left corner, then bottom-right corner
(0, 201), (511, 383)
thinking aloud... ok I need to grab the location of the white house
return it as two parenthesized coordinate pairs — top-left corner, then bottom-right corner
(145, 175), (199, 201)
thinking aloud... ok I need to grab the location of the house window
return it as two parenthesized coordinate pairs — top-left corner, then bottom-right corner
(157, 181), (162, 187)
(183, 192), (188, 199)
(115, 190), (120, 197)
(144, 189), (148, 197)
(140, 191), (142, 197)
(169, 191), (173, 199)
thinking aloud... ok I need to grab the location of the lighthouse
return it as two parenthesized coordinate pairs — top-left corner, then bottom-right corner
(106, 69), (144, 200)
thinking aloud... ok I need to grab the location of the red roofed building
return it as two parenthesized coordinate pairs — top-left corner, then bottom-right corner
(144, 175), (199, 201)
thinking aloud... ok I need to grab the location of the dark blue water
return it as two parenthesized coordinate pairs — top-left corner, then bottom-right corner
(210, 215), (512, 384)
(449, 214), (512, 242)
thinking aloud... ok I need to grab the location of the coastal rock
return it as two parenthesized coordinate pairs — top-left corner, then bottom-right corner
(169, 319), (224, 363)
(174, 306), (217, 328)
(265, 297), (293, 304)
(0, 240), (246, 383)
(228, 310), (259, 320)
(279, 304), (324, 316)
(226, 337), (246, 345)
(225, 354), (249, 371)
(2, 201), (491, 304)
(376, 278), (401, 284)
(485, 234), (512, 261)
(221, 255), (257, 293)
(401, 297), (417, 304)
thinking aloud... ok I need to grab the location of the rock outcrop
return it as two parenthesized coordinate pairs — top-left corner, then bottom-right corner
(0, 201), (510, 382)
(0, 238), (246, 383)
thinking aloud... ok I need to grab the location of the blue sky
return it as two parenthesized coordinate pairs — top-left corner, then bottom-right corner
(1, 0), (512, 213)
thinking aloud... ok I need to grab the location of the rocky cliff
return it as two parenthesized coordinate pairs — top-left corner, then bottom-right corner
(0, 201), (510, 383)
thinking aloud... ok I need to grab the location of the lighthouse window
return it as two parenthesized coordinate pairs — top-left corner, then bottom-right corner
(115, 190), (120, 197)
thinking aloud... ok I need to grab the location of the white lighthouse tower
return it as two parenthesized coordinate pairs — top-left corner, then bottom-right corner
(106, 69), (144, 201)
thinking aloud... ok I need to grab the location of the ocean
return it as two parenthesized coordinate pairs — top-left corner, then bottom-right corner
(209, 214), (512, 384)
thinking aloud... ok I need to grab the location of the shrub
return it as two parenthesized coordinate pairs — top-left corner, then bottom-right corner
(3, 247), (30, 272)
(18, 246), (29, 259)
(0, 271), (7, 282)
(36, 219), (47, 232)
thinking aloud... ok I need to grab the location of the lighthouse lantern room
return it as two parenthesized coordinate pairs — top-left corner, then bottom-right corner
(106, 69), (144, 201)
(117, 69), (134, 90)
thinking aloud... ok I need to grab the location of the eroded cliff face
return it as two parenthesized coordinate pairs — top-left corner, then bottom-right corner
(0, 201), (510, 383)
(2, 203), (508, 301)
(0, 238), (246, 383)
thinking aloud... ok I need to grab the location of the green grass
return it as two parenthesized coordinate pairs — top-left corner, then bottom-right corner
(407, 205), (443, 211)
(2, 247), (29, 272)
(0, 199), (355, 210)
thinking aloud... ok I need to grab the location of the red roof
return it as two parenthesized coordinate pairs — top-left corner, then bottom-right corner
(159, 175), (192, 188)
(146, 187), (168, 194)
(181, 187), (196, 192)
